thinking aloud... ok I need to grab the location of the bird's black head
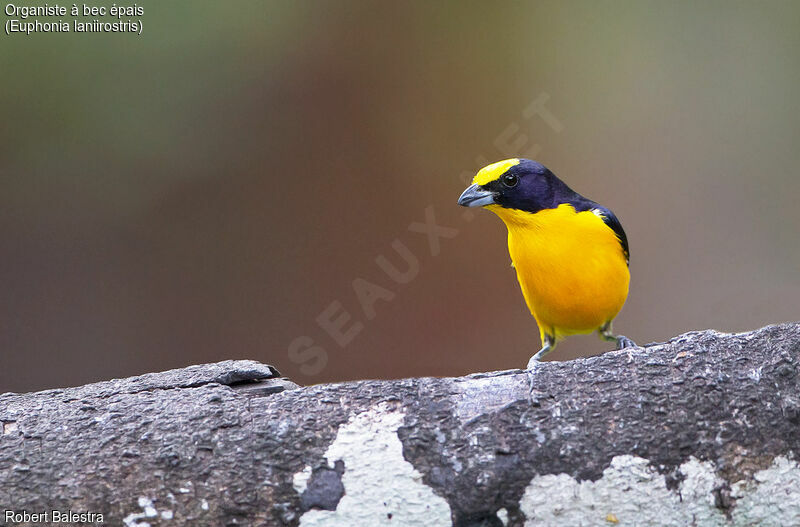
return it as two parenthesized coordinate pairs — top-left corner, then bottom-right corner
(457, 158), (578, 213)
(457, 158), (630, 264)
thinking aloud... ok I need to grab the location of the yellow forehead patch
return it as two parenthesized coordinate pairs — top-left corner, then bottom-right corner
(473, 158), (521, 186)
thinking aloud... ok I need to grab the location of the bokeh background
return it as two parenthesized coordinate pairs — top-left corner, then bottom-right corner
(2, 1), (798, 393)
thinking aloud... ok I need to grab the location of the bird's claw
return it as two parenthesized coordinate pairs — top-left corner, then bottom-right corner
(616, 335), (636, 350)
(526, 360), (545, 405)
(526, 356), (540, 371)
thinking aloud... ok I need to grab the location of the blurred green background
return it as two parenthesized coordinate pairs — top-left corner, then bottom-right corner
(2, 1), (798, 393)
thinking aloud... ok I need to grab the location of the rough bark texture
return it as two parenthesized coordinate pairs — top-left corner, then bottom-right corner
(1, 323), (800, 526)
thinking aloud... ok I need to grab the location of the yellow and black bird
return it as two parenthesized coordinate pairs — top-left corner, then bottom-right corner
(458, 158), (635, 369)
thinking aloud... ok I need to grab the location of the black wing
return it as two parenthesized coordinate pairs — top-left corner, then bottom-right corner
(569, 197), (630, 266)
(597, 207), (630, 266)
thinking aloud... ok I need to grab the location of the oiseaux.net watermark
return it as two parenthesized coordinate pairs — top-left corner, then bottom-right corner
(287, 93), (565, 376)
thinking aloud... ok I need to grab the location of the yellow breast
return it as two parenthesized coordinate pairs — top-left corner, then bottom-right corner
(488, 203), (630, 340)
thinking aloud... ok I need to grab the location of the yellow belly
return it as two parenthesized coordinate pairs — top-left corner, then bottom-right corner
(489, 203), (630, 342)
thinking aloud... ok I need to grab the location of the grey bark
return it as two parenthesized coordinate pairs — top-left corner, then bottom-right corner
(1, 323), (799, 526)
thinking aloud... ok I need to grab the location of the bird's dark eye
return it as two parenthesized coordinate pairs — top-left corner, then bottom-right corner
(502, 174), (518, 187)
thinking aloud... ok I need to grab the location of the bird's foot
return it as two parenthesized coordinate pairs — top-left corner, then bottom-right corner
(526, 338), (554, 405)
(526, 371), (544, 406)
(615, 335), (636, 350)
(526, 354), (541, 371)
(526, 359), (548, 406)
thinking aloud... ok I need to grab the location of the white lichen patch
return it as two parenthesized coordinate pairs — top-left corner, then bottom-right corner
(730, 456), (800, 526)
(294, 403), (451, 526)
(453, 374), (526, 423)
(3, 421), (18, 435)
(520, 455), (723, 527)
(519, 454), (800, 527)
(293, 464), (313, 494)
(123, 497), (160, 527)
(497, 507), (509, 525)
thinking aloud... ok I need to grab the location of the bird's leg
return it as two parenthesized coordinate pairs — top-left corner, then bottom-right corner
(527, 334), (555, 370)
(527, 333), (555, 404)
(599, 322), (636, 350)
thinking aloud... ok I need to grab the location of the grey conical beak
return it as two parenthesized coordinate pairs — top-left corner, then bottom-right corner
(458, 184), (496, 207)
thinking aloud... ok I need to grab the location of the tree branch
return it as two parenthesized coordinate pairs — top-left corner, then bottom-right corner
(2, 323), (799, 526)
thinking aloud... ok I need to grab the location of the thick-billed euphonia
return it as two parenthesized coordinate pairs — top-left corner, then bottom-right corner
(458, 158), (635, 369)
